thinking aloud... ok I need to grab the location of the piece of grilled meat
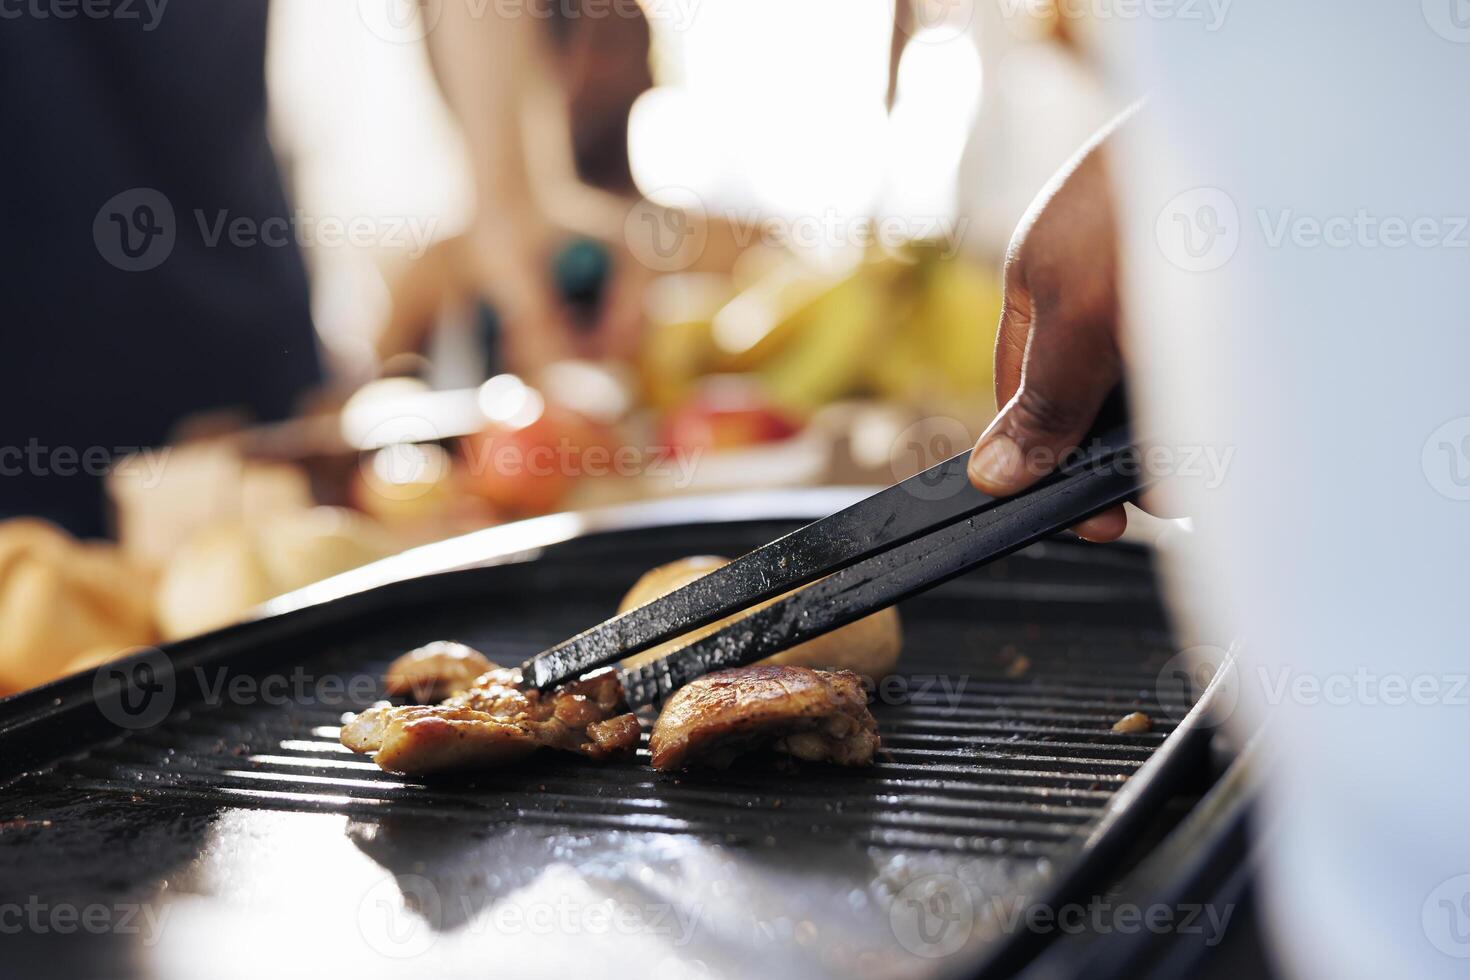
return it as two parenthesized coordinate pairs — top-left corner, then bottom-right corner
(648, 665), (879, 770)
(382, 640), (494, 702)
(342, 658), (640, 775)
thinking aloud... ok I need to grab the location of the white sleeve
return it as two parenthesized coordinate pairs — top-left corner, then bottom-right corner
(1098, 4), (1470, 976)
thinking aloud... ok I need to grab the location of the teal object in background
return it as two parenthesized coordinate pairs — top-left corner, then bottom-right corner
(475, 237), (612, 377)
(552, 237), (612, 313)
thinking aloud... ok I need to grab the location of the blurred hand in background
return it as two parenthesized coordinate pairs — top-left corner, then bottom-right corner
(377, 0), (654, 375)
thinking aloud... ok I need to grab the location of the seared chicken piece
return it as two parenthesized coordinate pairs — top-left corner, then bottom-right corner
(648, 665), (879, 770)
(619, 557), (903, 680)
(383, 641), (495, 701)
(342, 666), (640, 774)
(342, 704), (542, 771)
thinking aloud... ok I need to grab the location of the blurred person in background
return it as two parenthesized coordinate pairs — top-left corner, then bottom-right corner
(377, 0), (659, 374)
(0, 3), (321, 537)
(0, 0), (655, 537)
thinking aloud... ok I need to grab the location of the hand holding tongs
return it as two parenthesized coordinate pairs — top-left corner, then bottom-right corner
(523, 421), (1150, 709)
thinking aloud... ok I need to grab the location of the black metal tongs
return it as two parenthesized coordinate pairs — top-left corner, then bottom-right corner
(523, 423), (1150, 710)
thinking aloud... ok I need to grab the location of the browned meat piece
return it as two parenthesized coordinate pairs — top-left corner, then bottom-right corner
(343, 705), (542, 772)
(383, 641), (495, 702)
(342, 665), (640, 774)
(584, 714), (644, 759)
(648, 665), (879, 770)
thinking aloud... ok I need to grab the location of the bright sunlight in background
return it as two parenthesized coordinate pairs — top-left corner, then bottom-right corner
(630, 1), (981, 223)
(265, 0), (995, 377)
(268, 0), (983, 264)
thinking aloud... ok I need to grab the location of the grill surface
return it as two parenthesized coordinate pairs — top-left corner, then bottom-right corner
(0, 509), (1201, 980)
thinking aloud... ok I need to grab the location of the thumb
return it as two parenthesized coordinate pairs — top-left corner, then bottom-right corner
(967, 313), (1121, 497)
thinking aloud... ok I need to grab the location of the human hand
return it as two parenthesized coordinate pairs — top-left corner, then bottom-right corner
(378, 212), (646, 376)
(967, 135), (1129, 542)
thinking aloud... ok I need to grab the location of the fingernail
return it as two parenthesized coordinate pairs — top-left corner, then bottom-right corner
(968, 434), (1024, 492)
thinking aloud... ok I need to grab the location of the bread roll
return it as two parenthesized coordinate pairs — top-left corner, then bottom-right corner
(618, 555), (902, 679)
(154, 507), (396, 640)
(0, 519), (158, 692)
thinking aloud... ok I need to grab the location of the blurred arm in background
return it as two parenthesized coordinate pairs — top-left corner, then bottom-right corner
(379, 0), (653, 372)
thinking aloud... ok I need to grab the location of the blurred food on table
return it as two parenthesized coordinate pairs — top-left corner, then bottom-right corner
(0, 519), (157, 695)
(2, 241), (1002, 694)
(2, 0), (1101, 695)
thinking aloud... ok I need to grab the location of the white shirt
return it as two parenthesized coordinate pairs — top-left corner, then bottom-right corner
(1095, 3), (1470, 975)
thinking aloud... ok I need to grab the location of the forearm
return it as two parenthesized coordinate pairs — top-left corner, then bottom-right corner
(424, 2), (550, 220)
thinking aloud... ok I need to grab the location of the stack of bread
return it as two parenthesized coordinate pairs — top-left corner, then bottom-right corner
(0, 443), (399, 696)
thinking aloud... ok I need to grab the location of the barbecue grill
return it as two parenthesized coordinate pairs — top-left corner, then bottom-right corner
(0, 490), (1226, 980)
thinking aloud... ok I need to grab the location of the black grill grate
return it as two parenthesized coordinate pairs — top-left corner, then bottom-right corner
(0, 515), (1201, 980)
